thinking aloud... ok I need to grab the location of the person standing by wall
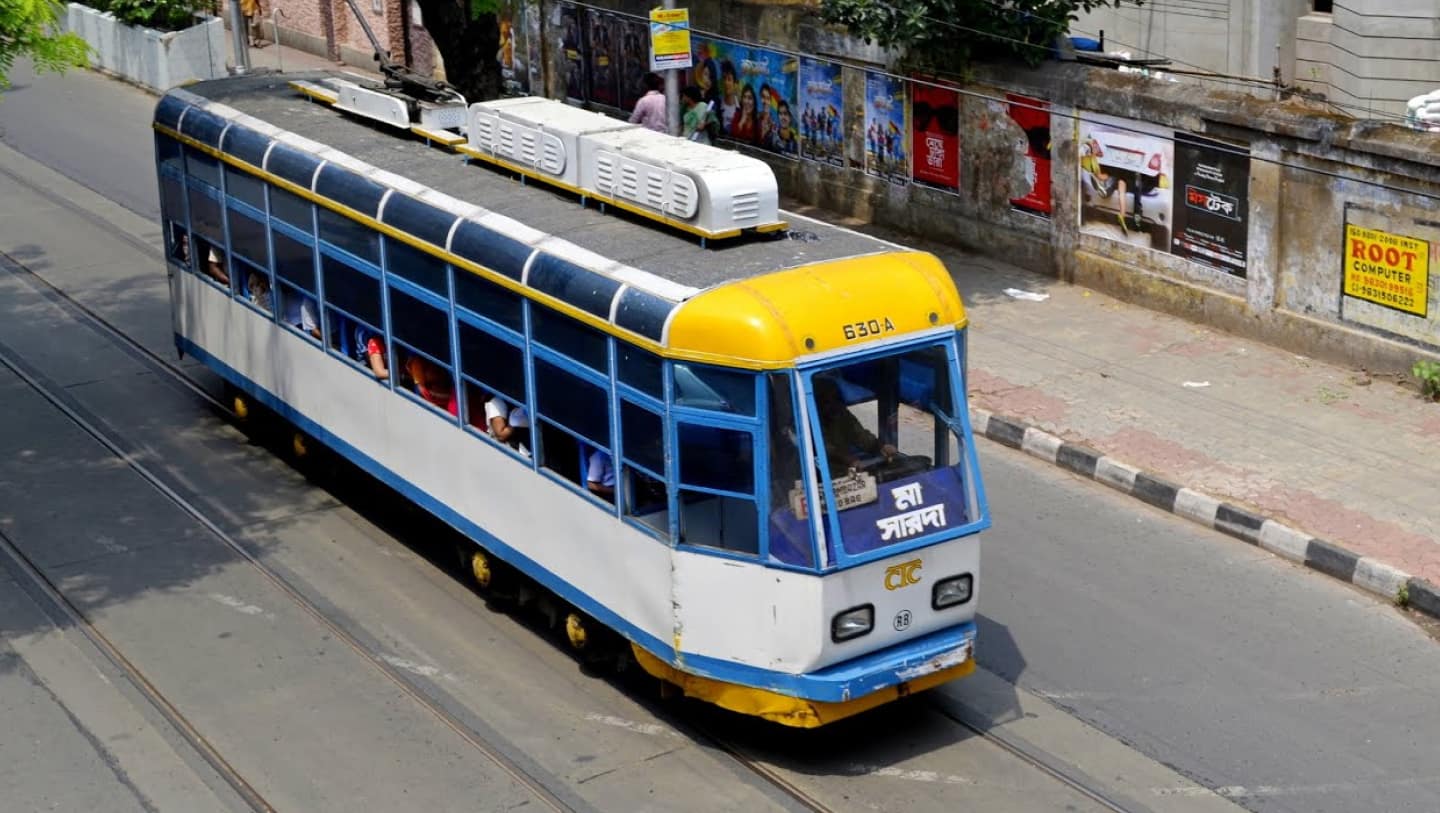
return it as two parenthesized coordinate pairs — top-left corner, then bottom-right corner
(629, 72), (668, 133)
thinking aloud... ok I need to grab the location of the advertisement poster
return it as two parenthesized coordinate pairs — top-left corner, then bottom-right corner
(911, 76), (960, 191)
(798, 58), (843, 166)
(1007, 93), (1051, 216)
(689, 37), (799, 156)
(617, 16), (651, 113)
(1077, 112), (1173, 252)
(1172, 134), (1250, 276)
(584, 9), (619, 109)
(1343, 224), (1429, 316)
(648, 7), (692, 71)
(495, 0), (528, 96)
(864, 71), (908, 184)
(559, 3), (585, 103)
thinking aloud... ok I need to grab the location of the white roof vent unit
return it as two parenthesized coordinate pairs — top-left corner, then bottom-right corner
(578, 127), (782, 236)
(467, 97), (634, 187)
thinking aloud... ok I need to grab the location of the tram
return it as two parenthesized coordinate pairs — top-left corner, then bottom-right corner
(152, 72), (990, 728)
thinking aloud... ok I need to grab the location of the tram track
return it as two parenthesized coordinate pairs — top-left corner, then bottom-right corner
(0, 305), (583, 813)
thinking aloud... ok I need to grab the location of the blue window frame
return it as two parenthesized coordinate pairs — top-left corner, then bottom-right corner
(270, 185), (313, 232)
(389, 280), (456, 418)
(226, 204), (269, 268)
(619, 398), (669, 539)
(224, 164), (266, 210)
(673, 362), (756, 415)
(184, 146), (221, 189)
(532, 348), (614, 501)
(385, 237), (448, 297)
(454, 267), (523, 333)
(317, 205), (380, 265)
(458, 317), (527, 442)
(271, 224), (320, 340)
(531, 307), (607, 373)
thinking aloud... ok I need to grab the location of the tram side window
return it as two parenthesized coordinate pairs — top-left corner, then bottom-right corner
(322, 255), (384, 376)
(533, 357), (612, 501)
(458, 321), (529, 454)
(676, 423), (758, 555)
(318, 206), (380, 265)
(270, 186), (313, 232)
(454, 267), (522, 333)
(620, 400), (669, 538)
(166, 222), (190, 266)
(183, 146), (221, 189)
(390, 285), (456, 416)
(224, 166), (266, 211)
(617, 345), (663, 400)
(766, 373), (812, 567)
(385, 238), (449, 297)
(273, 230), (320, 340)
(531, 308), (607, 373)
(673, 363), (756, 415)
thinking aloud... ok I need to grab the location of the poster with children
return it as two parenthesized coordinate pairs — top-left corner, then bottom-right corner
(864, 71), (908, 184)
(798, 58), (844, 166)
(688, 37), (799, 156)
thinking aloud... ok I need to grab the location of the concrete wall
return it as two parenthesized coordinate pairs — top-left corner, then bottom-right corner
(67, 4), (226, 91)
(538, 0), (1440, 373)
(1295, 2), (1440, 119)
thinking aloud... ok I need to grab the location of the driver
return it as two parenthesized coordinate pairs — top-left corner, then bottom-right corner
(813, 376), (896, 476)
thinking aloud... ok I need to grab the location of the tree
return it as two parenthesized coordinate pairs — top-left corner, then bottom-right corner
(410, 0), (502, 102)
(0, 0), (88, 90)
(817, 0), (1142, 72)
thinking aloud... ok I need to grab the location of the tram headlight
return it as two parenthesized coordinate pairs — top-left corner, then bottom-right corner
(932, 574), (973, 610)
(831, 604), (874, 642)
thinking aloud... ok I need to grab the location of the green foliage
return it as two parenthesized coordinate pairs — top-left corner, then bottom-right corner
(1412, 359), (1440, 401)
(0, 0), (90, 89)
(88, 0), (213, 31)
(817, 0), (1143, 71)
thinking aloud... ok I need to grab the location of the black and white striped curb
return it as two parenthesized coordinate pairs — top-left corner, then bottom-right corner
(970, 407), (1440, 621)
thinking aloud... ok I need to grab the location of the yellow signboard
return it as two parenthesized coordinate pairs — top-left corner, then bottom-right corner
(1343, 224), (1430, 317)
(649, 8), (692, 71)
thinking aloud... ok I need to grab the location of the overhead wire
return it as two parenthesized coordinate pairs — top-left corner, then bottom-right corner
(559, 0), (1440, 200)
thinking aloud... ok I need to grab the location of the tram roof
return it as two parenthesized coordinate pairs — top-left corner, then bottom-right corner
(168, 72), (894, 298)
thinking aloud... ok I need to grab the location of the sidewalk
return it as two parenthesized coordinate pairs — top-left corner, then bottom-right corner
(159, 37), (1440, 620)
(825, 207), (1440, 617)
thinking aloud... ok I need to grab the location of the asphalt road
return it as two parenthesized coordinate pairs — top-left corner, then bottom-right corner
(2, 61), (1438, 813)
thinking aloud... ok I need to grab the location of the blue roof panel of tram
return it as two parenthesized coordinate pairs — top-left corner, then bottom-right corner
(173, 73), (890, 293)
(154, 94), (190, 131)
(613, 287), (675, 342)
(527, 254), (623, 319)
(450, 220), (532, 281)
(178, 106), (227, 148)
(220, 125), (273, 169)
(264, 143), (323, 189)
(315, 164), (387, 218)
(381, 193), (458, 249)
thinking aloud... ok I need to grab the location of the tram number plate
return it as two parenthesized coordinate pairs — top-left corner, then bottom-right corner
(788, 473), (878, 520)
(841, 317), (896, 341)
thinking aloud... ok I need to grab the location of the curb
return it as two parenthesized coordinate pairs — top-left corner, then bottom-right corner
(970, 407), (1440, 622)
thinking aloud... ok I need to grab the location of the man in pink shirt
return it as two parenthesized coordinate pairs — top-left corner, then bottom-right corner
(629, 72), (668, 133)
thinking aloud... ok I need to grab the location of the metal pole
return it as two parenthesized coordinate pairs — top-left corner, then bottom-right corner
(663, 0), (679, 136)
(229, 0), (251, 74)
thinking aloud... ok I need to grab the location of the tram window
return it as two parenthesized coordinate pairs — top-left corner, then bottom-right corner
(160, 175), (185, 222)
(464, 381), (530, 449)
(766, 373), (812, 567)
(317, 206), (380, 265)
(192, 235), (230, 287)
(227, 207), (270, 267)
(242, 263), (274, 313)
(156, 135), (183, 175)
(186, 186), (224, 245)
(272, 231), (316, 293)
(620, 401), (664, 475)
(678, 424), (754, 494)
(166, 222), (190, 265)
(183, 146), (221, 189)
(531, 307), (607, 373)
(617, 345), (663, 399)
(389, 286), (451, 365)
(624, 465), (669, 538)
(454, 268), (522, 332)
(673, 363), (755, 415)
(533, 358), (610, 448)
(679, 492), (758, 555)
(399, 349), (457, 416)
(537, 422), (583, 485)
(385, 238), (448, 296)
(224, 166), (266, 211)
(270, 186), (313, 231)
(458, 321), (525, 404)
(322, 255), (383, 330)
(277, 285), (321, 339)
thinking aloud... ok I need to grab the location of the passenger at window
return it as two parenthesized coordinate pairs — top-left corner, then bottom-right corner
(169, 226), (190, 264)
(405, 354), (457, 416)
(282, 292), (321, 339)
(585, 449), (615, 501)
(813, 376), (896, 475)
(351, 325), (388, 380)
(247, 271), (272, 312)
(484, 395), (531, 455)
(201, 242), (230, 286)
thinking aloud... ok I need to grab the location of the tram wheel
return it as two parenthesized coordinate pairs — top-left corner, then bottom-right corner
(564, 611), (590, 653)
(291, 431), (309, 459)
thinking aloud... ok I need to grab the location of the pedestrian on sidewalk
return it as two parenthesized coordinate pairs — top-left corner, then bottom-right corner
(681, 85), (719, 145)
(629, 72), (667, 133)
(238, 0), (264, 47)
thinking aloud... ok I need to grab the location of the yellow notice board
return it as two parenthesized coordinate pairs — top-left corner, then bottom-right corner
(649, 8), (692, 71)
(1343, 224), (1429, 317)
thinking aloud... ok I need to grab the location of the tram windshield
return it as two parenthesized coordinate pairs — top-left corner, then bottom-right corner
(798, 342), (974, 560)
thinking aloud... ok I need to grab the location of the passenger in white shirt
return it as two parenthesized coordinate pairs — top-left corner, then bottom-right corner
(484, 395), (530, 456)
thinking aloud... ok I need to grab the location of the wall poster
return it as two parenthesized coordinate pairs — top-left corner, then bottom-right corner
(584, 9), (619, 109)
(910, 76), (960, 191)
(1007, 93), (1051, 216)
(559, 3), (585, 103)
(688, 37), (799, 156)
(1173, 134), (1250, 277)
(798, 57), (844, 166)
(864, 71), (908, 184)
(1077, 112), (1173, 253)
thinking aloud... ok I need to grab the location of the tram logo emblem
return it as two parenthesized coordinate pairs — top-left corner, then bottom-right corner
(884, 558), (923, 590)
(893, 610), (912, 631)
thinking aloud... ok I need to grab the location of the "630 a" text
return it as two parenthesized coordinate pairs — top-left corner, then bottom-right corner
(841, 317), (897, 341)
